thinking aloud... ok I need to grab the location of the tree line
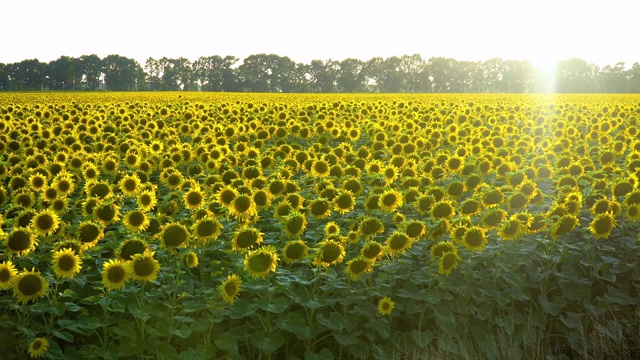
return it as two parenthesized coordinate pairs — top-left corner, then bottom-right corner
(1, 54), (639, 93)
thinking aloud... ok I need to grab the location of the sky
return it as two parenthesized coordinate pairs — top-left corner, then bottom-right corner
(2, 0), (637, 70)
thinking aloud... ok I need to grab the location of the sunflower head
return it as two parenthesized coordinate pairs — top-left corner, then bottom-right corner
(129, 251), (160, 282)
(314, 240), (345, 267)
(28, 337), (50, 359)
(378, 189), (403, 213)
(438, 252), (461, 275)
(78, 221), (104, 249)
(193, 217), (223, 242)
(345, 256), (373, 281)
(185, 251), (199, 268)
(308, 198), (332, 219)
(232, 227), (264, 251)
(4, 228), (38, 255)
(377, 297), (395, 316)
(159, 222), (190, 250)
(282, 240), (309, 263)
(462, 226), (488, 251)
(0, 261), (18, 290)
(52, 248), (82, 279)
(589, 212), (616, 239)
(118, 238), (149, 261)
(244, 245), (279, 278)
(219, 274), (243, 304)
(386, 231), (412, 257)
(13, 269), (49, 304)
(102, 258), (130, 291)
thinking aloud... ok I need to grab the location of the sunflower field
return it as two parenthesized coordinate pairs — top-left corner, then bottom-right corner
(1, 92), (640, 359)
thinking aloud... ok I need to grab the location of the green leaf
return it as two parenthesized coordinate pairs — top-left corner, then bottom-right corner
(275, 312), (311, 340)
(147, 319), (171, 337)
(434, 305), (456, 332)
(333, 330), (359, 346)
(258, 296), (289, 313)
(411, 329), (433, 347)
(214, 332), (238, 354)
(604, 285), (634, 305)
(63, 302), (83, 312)
(156, 342), (178, 360)
(52, 329), (74, 342)
(127, 302), (151, 321)
(560, 312), (583, 332)
(229, 298), (258, 319)
(170, 323), (193, 338)
(315, 312), (346, 332)
(111, 319), (137, 338)
(192, 317), (214, 332)
(304, 348), (334, 360)
(250, 329), (285, 354)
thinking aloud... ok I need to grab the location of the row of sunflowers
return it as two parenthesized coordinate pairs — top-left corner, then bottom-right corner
(1, 93), (640, 359)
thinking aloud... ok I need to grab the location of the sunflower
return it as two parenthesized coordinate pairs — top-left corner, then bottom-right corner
(159, 222), (190, 250)
(244, 245), (279, 278)
(77, 221), (104, 249)
(415, 194), (435, 216)
(450, 225), (469, 243)
(625, 204), (640, 222)
(219, 274), (243, 304)
(53, 173), (75, 196)
(183, 187), (206, 210)
(28, 173), (48, 192)
(430, 200), (456, 220)
(49, 198), (68, 215)
(482, 188), (504, 208)
(31, 209), (60, 236)
(279, 211), (305, 238)
(122, 210), (150, 233)
(311, 160), (330, 178)
(117, 238), (149, 261)
(228, 194), (257, 222)
(438, 252), (461, 276)
(136, 189), (158, 212)
(386, 231), (412, 257)
(163, 170), (184, 190)
(324, 221), (341, 236)
(314, 239), (346, 267)
(27, 337), (49, 359)
(459, 198), (482, 217)
(192, 217), (223, 242)
(507, 192), (529, 211)
(252, 189), (272, 210)
(92, 201), (121, 226)
(13, 269), (48, 304)
(101, 259), (129, 291)
(232, 227), (263, 251)
(185, 251), (199, 268)
(4, 228), (38, 255)
(364, 194), (380, 212)
(377, 297), (395, 316)
(481, 208), (508, 229)
(308, 197), (331, 220)
(51, 248), (82, 279)
(430, 241), (458, 260)
(358, 217), (385, 239)
(550, 214), (579, 240)
(119, 173), (141, 196)
(282, 239), (310, 263)
(498, 217), (523, 241)
(377, 189), (403, 213)
(0, 260), (18, 290)
(128, 251), (160, 282)
(14, 191), (36, 209)
(589, 212), (616, 239)
(332, 190), (355, 214)
(345, 257), (373, 281)
(461, 226), (488, 251)
(342, 177), (364, 196)
(86, 181), (113, 200)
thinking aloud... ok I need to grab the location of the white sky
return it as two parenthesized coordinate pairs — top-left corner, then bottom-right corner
(1, 0), (637, 69)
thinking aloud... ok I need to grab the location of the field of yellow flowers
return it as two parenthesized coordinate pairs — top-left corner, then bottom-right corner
(1, 92), (640, 359)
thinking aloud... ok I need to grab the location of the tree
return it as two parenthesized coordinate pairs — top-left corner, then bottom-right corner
(628, 63), (640, 93)
(423, 57), (458, 93)
(6, 59), (47, 91)
(308, 59), (338, 92)
(102, 54), (144, 91)
(337, 58), (366, 92)
(555, 58), (598, 93)
(79, 54), (103, 90)
(47, 56), (83, 90)
(598, 62), (628, 93)
(192, 55), (238, 91)
(0, 63), (8, 90)
(399, 54), (426, 92)
(144, 57), (163, 91)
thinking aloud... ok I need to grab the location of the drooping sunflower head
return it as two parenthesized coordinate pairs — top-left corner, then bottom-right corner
(404, 220), (427, 240)
(232, 227), (263, 252)
(52, 248), (82, 279)
(314, 239), (346, 267)
(415, 194), (435, 216)
(308, 198), (332, 219)
(128, 251), (160, 282)
(282, 239), (309, 263)
(430, 200), (456, 220)
(185, 251), (199, 268)
(358, 217), (385, 239)
(117, 238), (149, 261)
(481, 208), (508, 229)
(461, 226), (488, 251)
(498, 217), (523, 241)
(430, 241), (458, 260)
(438, 252), (462, 276)
(252, 189), (271, 210)
(333, 190), (355, 214)
(550, 214), (579, 240)
(589, 212), (616, 239)
(345, 256), (373, 281)
(92, 201), (121, 226)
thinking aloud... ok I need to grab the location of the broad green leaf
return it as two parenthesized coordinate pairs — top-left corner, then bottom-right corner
(275, 312), (311, 339)
(315, 312), (346, 332)
(250, 329), (285, 354)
